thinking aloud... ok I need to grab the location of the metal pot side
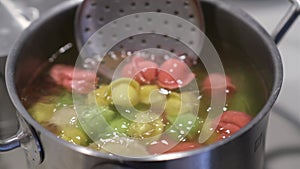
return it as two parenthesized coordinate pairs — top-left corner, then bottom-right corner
(5, 0), (283, 169)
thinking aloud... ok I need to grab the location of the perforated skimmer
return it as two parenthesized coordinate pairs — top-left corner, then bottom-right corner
(75, 0), (205, 78)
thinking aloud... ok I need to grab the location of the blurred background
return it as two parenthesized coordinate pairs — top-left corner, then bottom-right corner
(0, 0), (299, 168)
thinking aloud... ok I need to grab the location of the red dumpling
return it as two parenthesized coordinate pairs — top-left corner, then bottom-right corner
(121, 56), (158, 84)
(50, 64), (98, 94)
(215, 111), (252, 140)
(147, 136), (202, 154)
(157, 59), (195, 89)
(202, 73), (236, 96)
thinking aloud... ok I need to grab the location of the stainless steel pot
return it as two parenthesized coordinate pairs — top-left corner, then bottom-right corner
(1, 0), (299, 169)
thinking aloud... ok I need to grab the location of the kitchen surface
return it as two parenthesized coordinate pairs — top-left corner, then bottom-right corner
(0, 0), (299, 168)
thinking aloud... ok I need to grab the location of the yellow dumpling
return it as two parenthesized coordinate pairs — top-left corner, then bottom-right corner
(165, 92), (199, 117)
(128, 113), (165, 139)
(140, 85), (166, 105)
(88, 85), (110, 106)
(109, 78), (140, 107)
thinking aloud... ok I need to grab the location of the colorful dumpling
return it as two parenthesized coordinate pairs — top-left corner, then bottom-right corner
(88, 85), (111, 106)
(108, 78), (140, 107)
(166, 113), (202, 141)
(215, 111), (252, 140)
(202, 73), (236, 97)
(158, 59), (195, 89)
(50, 64), (98, 94)
(165, 92), (199, 117)
(128, 113), (165, 140)
(121, 56), (158, 84)
(139, 85), (167, 109)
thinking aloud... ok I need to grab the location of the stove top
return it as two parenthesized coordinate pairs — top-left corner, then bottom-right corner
(0, 0), (299, 169)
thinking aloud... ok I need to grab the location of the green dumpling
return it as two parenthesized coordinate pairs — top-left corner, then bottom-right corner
(108, 117), (131, 135)
(55, 92), (73, 109)
(166, 113), (202, 141)
(78, 106), (116, 140)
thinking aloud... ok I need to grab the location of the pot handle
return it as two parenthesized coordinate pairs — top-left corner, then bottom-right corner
(0, 113), (43, 166)
(272, 0), (300, 44)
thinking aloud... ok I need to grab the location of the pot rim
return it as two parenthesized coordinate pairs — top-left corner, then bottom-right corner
(5, 0), (283, 162)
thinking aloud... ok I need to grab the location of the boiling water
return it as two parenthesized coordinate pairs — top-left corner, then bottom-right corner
(20, 40), (267, 156)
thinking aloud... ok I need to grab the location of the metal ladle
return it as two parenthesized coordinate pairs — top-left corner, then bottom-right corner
(74, 0), (206, 78)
